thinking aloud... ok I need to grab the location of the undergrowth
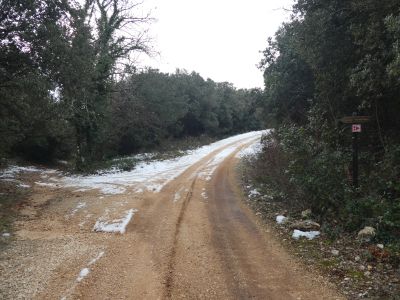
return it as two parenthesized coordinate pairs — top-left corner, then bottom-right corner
(249, 128), (400, 248)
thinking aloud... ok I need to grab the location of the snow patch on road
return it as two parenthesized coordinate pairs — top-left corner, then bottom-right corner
(61, 250), (105, 300)
(89, 251), (104, 265)
(236, 140), (263, 158)
(93, 209), (137, 234)
(76, 268), (90, 282)
(134, 188), (144, 194)
(18, 183), (31, 188)
(70, 202), (86, 216)
(98, 184), (126, 195)
(35, 182), (58, 188)
(1, 131), (265, 196)
(197, 143), (247, 181)
(73, 188), (91, 193)
(173, 187), (184, 202)
(57, 131), (264, 194)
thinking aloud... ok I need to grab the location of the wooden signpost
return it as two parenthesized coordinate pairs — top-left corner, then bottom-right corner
(339, 114), (371, 188)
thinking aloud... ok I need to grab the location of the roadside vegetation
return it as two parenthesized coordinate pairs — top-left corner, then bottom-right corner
(0, 0), (264, 172)
(256, 0), (400, 252)
(241, 0), (400, 298)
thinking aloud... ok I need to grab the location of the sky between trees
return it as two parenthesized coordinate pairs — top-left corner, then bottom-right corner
(139, 0), (293, 89)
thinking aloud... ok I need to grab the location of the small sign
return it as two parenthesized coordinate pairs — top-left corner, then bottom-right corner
(340, 116), (371, 124)
(352, 124), (362, 133)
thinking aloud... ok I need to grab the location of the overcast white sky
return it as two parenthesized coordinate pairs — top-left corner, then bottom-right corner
(137, 0), (293, 89)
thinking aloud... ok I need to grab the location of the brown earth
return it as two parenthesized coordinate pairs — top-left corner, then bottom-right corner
(0, 139), (344, 299)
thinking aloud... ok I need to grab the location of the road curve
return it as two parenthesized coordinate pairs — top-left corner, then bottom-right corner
(0, 135), (343, 300)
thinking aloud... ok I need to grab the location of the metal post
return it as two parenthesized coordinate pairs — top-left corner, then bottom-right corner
(352, 130), (358, 188)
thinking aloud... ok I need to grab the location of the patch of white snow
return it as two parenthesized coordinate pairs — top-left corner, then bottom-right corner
(292, 230), (320, 240)
(89, 251), (105, 265)
(76, 268), (90, 282)
(18, 183), (31, 188)
(58, 131), (265, 195)
(236, 141), (263, 158)
(70, 202), (86, 215)
(276, 215), (287, 224)
(0, 166), (41, 179)
(93, 209), (137, 234)
(35, 181), (58, 188)
(248, 189), (261, 198)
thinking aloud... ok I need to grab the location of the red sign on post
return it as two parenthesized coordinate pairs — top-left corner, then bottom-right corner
(352, 124), (362, 133)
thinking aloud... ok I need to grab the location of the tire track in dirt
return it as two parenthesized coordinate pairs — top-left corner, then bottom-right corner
(161, 138), (259, 299)
(205, 148), (343, 299)
(69, 136), (259, 300)
(163, 176), (197, 298)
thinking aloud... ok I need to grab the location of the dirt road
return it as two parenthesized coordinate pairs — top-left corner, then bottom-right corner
(0, 134), (343, 299)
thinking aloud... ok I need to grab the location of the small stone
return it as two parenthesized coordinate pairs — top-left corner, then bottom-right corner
(290, 220), (320, 231)
(357, 226), (376, 242)
(331, 249), (340, 256)
(355, 256), (361, 262)
(301, 209), (312, 218)
(364, 271), (371, 276)
(2, 233), (10, 237)
(359, 265), (366, 271)
(377, 244), (384, 249)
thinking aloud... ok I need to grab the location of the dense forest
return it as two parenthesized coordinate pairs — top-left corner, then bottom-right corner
(255, 0), (400, 243)
(0, 0), (263, 170)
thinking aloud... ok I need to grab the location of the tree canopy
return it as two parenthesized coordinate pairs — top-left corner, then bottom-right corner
(257, 0), (400, 242)
(0, 1), (264, 168)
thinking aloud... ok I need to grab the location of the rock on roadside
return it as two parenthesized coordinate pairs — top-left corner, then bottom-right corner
(290, 220), (320, 231)
(301, 209), (312, 219)
(357, 226), (376, 242)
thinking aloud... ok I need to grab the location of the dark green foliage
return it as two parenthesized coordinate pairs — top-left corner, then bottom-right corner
(105, 69), (264, 157)
(0, 0), (75, 162)
(0, 1), (263, 170)
(257, 0), (400, 243)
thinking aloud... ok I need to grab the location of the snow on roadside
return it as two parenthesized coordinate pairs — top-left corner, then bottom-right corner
(34, 182), (59, 188)
(0, 131), (265, 195)
(248, 189), (261, 198)
(93, 209), (137, 234)
(292, 229), (320, 240)
(236, 140), (263, 158)
(57, 130), (265, 194)
(0, 166), (41, 179)
(0, 166), (59, 180)
(18, 183), (31, 188)
(276, 215), (287, 224)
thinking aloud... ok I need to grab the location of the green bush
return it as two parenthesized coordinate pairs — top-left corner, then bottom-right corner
(253, 126), (400, 244)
